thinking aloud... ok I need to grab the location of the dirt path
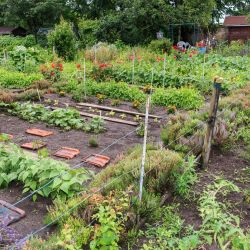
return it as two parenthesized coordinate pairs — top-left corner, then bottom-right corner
(0, 184), (52, 239)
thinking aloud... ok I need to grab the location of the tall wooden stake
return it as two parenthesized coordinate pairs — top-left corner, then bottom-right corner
(201, 76), (223, 169)
(83, 58), (87, 99)
(163, 53), (166, 88)
(131, 51), (135, 84)
(138, 95), (150, 202)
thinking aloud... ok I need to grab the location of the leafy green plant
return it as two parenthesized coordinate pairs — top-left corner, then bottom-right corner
(8, 46), (40, 72)
(90, 191), (130, 249)
(5, 102), (106, 134)
(96, 93), (106, 104)
(57, 217), (92, 250)
(0, 67), (42, 88)
(89, 136), (99, 147)
(85, 116), (105, 134)
(136, 122), (144, 137)
(172, 155), (198, 198)
(111, 99), (121, 106)
(0, 35), (36, 53)
(0, 144), (92, 200)
(148, 38), (172, 54)
(142, 205), (201, 250)
(91, 145), (183, 194)
(9, 102), (47, 122)
(198, 178), (249, 249)
(44, 108), (85, 130)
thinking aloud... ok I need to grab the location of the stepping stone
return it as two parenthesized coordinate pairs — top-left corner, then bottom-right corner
(54, 147), (80, 159)
(26, 128), (53, 137)
(21, 141), (47, 150)
(82, 154), (110, 168)
(0, 200), (25, 226)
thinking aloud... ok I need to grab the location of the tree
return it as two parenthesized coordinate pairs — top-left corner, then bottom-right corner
(48, 18), (76, 60)
(95, 0), (216, 44)
(1, 0), (70, 39)
(213, 0), (250, 23)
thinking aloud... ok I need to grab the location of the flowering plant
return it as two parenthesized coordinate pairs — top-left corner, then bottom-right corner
(40, 61), (63, 82)
(92, 63), (113, 82)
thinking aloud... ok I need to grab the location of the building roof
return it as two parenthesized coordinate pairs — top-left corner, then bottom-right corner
(224, 16), (250, 27)
(0, 27), (15, 35)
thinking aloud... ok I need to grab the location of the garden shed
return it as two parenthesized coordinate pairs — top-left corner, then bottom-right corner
(224, 16), (250, 42)
(0, 26), (27, 36)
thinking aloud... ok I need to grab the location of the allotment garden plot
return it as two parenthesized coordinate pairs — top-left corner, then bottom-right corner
(0, 40), (249, 250)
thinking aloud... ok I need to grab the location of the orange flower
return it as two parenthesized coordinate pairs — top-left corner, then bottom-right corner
(51, 63), (55, 68)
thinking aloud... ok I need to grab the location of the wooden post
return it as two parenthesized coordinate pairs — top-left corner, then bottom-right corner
(163, 53), (166, 88)
(52, 46), (55, 58)
(3, 50), (8, 61)
(131, 50), (135, 84)
(83, 58), (87, 99)
(201, 76), (223, 168)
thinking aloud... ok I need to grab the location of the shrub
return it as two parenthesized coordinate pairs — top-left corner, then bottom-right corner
(78, 19), (99, 48)
(85, 42), (118, 63)
(90, 145), (183, 194)
(0, 90), (16, 103)
(148, 38), (172, 54)
(48, 18), (76, 60)
(216, 40), (249, 56)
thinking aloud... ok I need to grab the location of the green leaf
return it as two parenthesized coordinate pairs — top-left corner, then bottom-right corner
(59, 182), (70, 194)
(52, 178), (62, 189)
(32, 194), (37, 202)
(22, 187), (30, 194)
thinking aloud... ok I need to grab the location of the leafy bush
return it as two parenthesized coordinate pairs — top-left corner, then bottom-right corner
(8, 46), (41, 72)
(0, 67), (42, 88)
(148, 38), (172, 54)
(216, 40), (250, 56)
(48, 18), (76, 60)
(90, 197), (129, 249)
(0, 144), (92, 200)
(91, 145), (183, 194)
(40, 60), (63, 82)
(84, 116), (106, 134)
(78, 19), (99, 48)
(161, 85), (250, 153)
(0, 35), (36, 53)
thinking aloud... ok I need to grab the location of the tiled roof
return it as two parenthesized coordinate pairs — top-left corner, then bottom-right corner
(224, 16), (250, 26)
(0, 27), (15, 35)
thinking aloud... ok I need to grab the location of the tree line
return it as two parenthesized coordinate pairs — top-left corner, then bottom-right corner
(0, 0), (249, 45)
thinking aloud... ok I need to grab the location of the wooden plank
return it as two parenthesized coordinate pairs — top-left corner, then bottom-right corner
(79, 111), (138, 126)
(77, 103), (162, 119)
